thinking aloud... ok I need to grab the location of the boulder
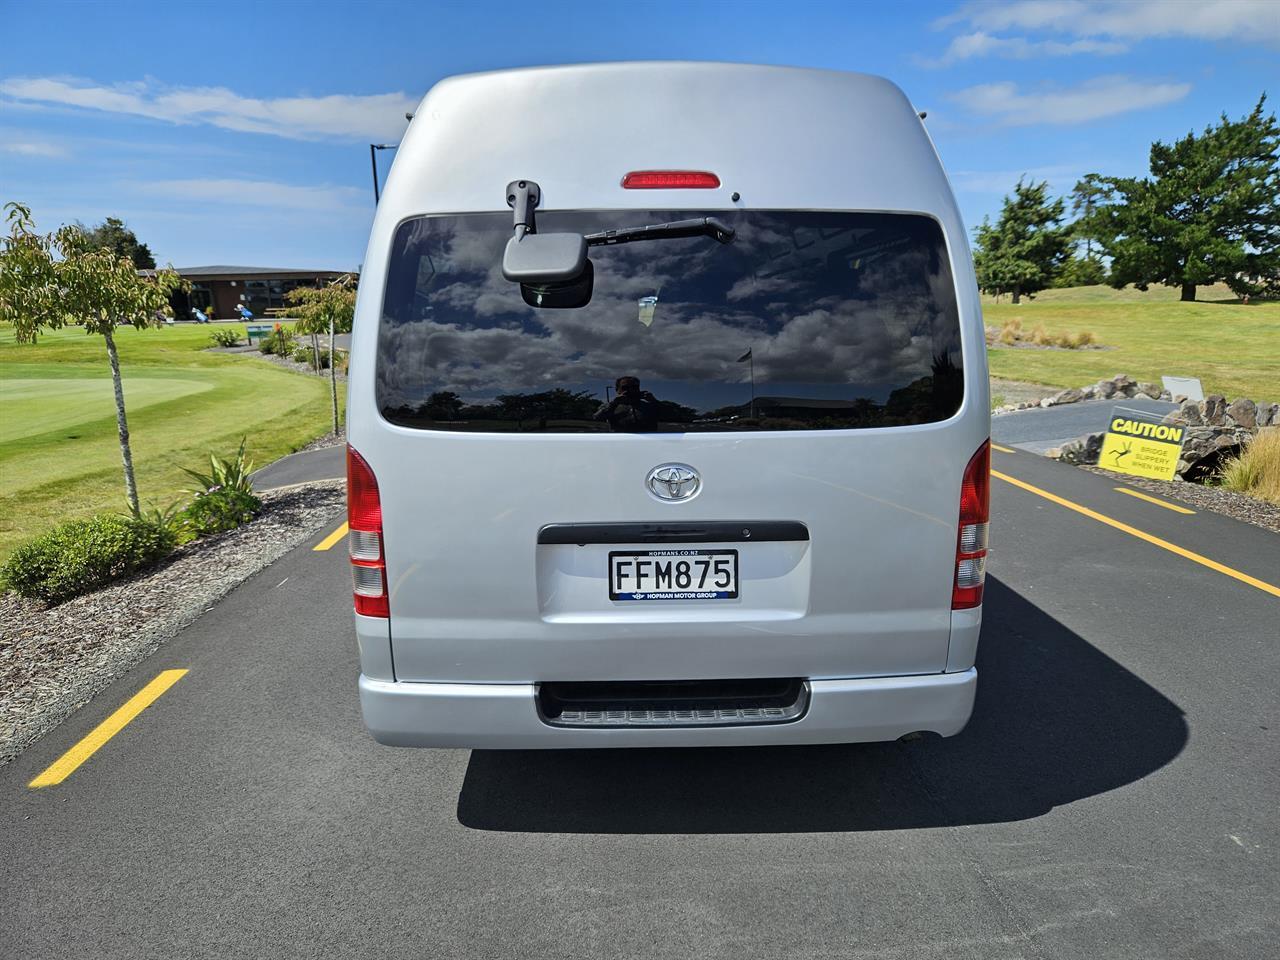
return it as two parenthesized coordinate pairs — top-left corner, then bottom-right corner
(1176, 424), (1253, 480)
(1095, 379), (1117, 399)
(1056, 432), (1103, 465)
(1113, 375), (1138, 397)
(1201, 395), (1227, 426)
(1226, 398), (1257, 429)
(1164, 400), (1202, 426)
(1256, 402), (1278, 428)
(1080, 384), (1099, 400)
(1137, 382), (1162, 399)
(1158, 390), (1173, 401)
(1046, 387), (1084, 406)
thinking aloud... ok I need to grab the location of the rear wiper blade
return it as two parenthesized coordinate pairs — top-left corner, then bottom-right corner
(585, 217), (735, 247)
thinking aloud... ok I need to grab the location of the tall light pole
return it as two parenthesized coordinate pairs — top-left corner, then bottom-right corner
(369, 143), (398, 205)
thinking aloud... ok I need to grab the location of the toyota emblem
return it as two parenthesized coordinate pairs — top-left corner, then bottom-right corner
(646, 463), (701, 502)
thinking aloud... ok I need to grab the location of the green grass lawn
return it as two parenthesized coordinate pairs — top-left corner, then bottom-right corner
(0, 323), (339, 560)
(984, 285), (1280, 401)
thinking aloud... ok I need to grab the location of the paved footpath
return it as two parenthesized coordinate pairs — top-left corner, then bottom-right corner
(3, 448), (1278, 959)
(251, 444), (345, 491)
(992, 397), (1178, 453)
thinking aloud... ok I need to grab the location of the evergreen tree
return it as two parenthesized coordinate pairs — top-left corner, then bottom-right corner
(973, 179), (1070, 303)
(1088, 95), (1279, 301)
(79, 216), (157, 270)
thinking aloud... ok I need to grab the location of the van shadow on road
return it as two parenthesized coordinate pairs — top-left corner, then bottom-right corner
(455, 577), (1188, 833)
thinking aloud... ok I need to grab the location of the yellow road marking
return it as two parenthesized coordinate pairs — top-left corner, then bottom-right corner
(990, 443), (1016, 454)
(29, 669), (188, 788)
(1114, 487), (1196, 515)
(313, 521), (348, 551)
(992, 469), (1280, 599)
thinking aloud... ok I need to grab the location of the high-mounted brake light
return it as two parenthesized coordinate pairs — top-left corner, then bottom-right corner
(952, 440), (990, 610)
(621, 170), (721, 189)
(347, 446), (389, 618)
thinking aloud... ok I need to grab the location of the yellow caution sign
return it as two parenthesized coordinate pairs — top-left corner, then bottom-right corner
(1098, 411), (1185, 481)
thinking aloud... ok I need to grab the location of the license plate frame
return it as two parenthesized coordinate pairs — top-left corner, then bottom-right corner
(608, 548), (739, 601)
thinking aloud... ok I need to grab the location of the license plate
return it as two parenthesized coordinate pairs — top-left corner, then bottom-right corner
(608, 549), (739, 601)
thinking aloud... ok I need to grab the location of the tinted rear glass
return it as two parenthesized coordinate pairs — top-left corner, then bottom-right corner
(378, 211), (963, 432)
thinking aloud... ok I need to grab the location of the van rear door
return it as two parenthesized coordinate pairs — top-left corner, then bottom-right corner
(366, 208), (980, 683)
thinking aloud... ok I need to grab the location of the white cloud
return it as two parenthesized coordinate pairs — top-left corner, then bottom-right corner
(1, 140), (67, 157)
(949, 75), (1191, 125)
(921, 30), (1127, 66)
(949, 164), (1089, 193)
(941, 0), (1280, 46)
(0, 76), (417, 141)
(130, 178), (367, 212)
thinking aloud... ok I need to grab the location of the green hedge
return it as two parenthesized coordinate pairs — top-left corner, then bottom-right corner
(1, 515), (176, 602)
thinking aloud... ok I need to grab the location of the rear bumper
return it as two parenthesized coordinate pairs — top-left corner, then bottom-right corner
(359, 669), (977, 749)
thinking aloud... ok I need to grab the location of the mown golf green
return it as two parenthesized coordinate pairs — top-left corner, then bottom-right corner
(0, 323), (337, 560)
(984, 285), (1280, 402)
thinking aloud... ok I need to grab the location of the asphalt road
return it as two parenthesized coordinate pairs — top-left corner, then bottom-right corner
(251, 444), (345, 490)
(4, 450), (1278, 959)
(992, 397), (1178, 453)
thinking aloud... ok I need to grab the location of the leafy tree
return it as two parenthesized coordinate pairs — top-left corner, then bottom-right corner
(287, 276), (356, 434)
(1053, 254), (1108, 288)
(0, 202), (183, 514)
(79, 216), (156, 270)
(1087, 95), (1280, 301)
(424, 391), (464, 420)
(972, 179), (1070, 303)
(494, 389), (599, 423)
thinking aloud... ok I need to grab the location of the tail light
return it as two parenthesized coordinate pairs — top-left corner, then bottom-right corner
(621, 170), (721, 189)
(952, 440), (990, 609)
(347, 445), (388, 618)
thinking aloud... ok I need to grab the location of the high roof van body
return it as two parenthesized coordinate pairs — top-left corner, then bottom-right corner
(346, 62), (990, 748)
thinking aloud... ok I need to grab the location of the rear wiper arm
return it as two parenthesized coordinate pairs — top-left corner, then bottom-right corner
(585, 217), (735, 247)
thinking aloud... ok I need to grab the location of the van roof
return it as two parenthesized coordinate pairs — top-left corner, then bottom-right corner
(380, 62), (959, 222)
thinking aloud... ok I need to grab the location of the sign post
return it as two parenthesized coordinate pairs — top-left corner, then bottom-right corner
(1097, 406), (1185, 481)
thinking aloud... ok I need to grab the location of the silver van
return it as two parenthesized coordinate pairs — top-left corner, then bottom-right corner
(347, 62), (990, 748)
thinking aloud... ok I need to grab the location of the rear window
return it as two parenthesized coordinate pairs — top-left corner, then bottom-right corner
(378, 210), (963, 432)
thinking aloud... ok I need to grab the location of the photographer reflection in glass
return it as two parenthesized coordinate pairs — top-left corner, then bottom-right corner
(594, 376), (660, 432)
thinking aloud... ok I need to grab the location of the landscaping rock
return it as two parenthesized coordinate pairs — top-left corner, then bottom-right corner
(1177, 424), (1254, 481)
(1226, 398), (1257, 429)
(1201, 394), (1227, 426)
(1113, 375), (1138, 397)
(1095, 379), (1117, 399)
(1164, 400), (1203, 426)
(1046, 387), (1084, 406)
(1137, 382), (1162, 399)
(1057, 432), (1104, 465)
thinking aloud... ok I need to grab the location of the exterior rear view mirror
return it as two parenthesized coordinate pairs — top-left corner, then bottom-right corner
(502, 178), (593, 307)
(502, 231), (588, 284)
(518, 258), (594, 308)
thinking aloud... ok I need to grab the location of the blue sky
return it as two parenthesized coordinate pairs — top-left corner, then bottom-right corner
(2, 0), (1276, 269)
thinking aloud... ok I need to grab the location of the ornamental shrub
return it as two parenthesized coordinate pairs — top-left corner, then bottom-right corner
(291, 343), (331, 369)
(1, 515), (176, 602)
(179, 489), (262, 537)
(209, 327), (243, 347)
(258, 327), (296, 355)
(183, 438), (255, 496)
